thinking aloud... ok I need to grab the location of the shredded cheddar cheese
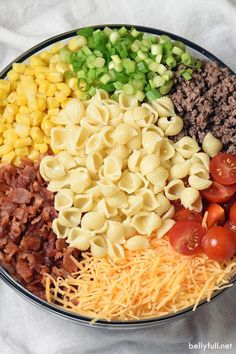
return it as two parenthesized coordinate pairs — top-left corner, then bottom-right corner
(45, 236), (236, 321)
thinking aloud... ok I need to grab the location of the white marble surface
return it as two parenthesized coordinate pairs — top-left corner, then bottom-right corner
(0, 0), (236, 353)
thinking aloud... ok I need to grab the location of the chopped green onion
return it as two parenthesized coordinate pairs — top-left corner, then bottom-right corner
(81, 46), (93, 56)
(153, 75), (165, 87)
(77, 69), (86, 79)
(86, 55), (96, 69)
(159, 80), (173, 95)
(146, 88), (161, 101)
(159, 35), (172, 44)
(88, 86), (96, 96)
(137, 61), (149, 73)
(137, 50), (148, 60)
(151, 44), (163, 56)
(118, 26), (128, 37)
(122, 58), (135, 73)
(123, 83), (135, 95)
(59, 48), (71, 63)
(135, 90), (145, 101)
(109, 31), (120, 44)
(156, 64), (167, 76)
(95, 57), (105, 68)
(172, 46), (184, 56)
(104, 26), (112, 37)
(148, 62), (160, 72)
(100, 83), (115, 92)
(173, 40), (185, 51)
(77, 27), (94, 38)
(166, 56), (177, 68)
(100, 73), (111, 84)
(181, 71), (192, 80)
(130, 40), (141, 52)
(130, 28), (139, 38)
(181, 52), (192, 66)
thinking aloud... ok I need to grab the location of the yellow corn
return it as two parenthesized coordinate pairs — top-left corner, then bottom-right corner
(46, 83), (56, 97)
(47, 96), (60, 109)
(27, 96), (38, 111)
(0, 135), (3, 145)
(55, 62), (70, 73)
(0, 90), (8, 99)
(14, 123), (30, 138)
(19, 106), (29, 114)
(15, 113), (31, 126)
(7, 70), (19, 81)
(0, 144), (13, 156)
(47, 72), (63, 83)
(34, 72), (46, 80)
(15, 146), (29, 157)
(50, 43), (63, 54)
(1, 151), (16, 164)
(3, 103), (18, 118)
(30, 111), (43, 126)
(24, 67), (34, 76)
(0, 80), (11, 92)
(10, 81), (17, 91)
(41, 118), (54, 136)
(55, 90), (68, 103)
(57, 82), (71, 96)
(68, 77), (78, 91)
(16, 96), (27, 106)
(6, 116), (14, 124)
(3, 129), (18, 144)
(40, 51), (53, 63)
(68, 36), (87, 51)
(37, 97), (46, 111)
(12, 63), (26, 74)
(30, 126), (44, 143)
(47, 108), (59, 116)
(22, 82), (37, 97)
(51, 146), (61, 154)
(33, 142), (48, 154)
(14, 137), (32, 148)
(28, 148), (40, 161)
(43, 135), (51, 144)
(20, 75), (34, 84)
(38, 81), (50, 94)
(29, 56), (45, 68)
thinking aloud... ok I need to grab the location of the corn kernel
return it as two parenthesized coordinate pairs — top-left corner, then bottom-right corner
(7, 70), (19, 81)
(0, 144), (13, 156)
(14, 157), (21, 166)
(3, 103), (18, 118)
(38, 82), (49, 94)
(68, 77), (78, 91)
(30, 127), (44, 143)
(6, 116), (14, 124)
(51, 147), (61, 154)
(14, 137), (32, 148)
(20, 75), (34, 84)
(14, 123), (30, 138)
(24, 67), (34, 76)
(19, 106), (29, 114)
(40, 51), (53, 62)
(15, 146), (29, 157)
(27, 96), (38, 111)
(61, 99), (71, 109)
(30, 111), (43, 126)
(41, 118), (54, 136)
(43, 135), (51, 144)
(55, 62), (70, 73)
(47, 108), (59, 116)
(55, 90), (68, 103)
(50, 43), (63, 54)
(15, 113), (31, 126)
(35, 142), (48, 154)
(0, 80), (11, 92)
(47, 72), (63, 83)
(57, 82), (71, 95)
(0, 136), (3, 145)
(3, 129), (18, 145)
(0, 89), (8, 99)
(46, 83), (56, 97)
(35, 72), (46, 80)
(22, 82), (37, 97)
(30, 56), (45, 68)
(37, 97), (46, 111)
(10, 81), (17, 91)
(28, 148), (40, 161)
(12, 63), (26, 74)
(68, 36), (87, 51)
(47, 96), (60, 109)
(49, 63), (57, 71)
(1, 151), (16, 164)
(16, 96), (27, 106)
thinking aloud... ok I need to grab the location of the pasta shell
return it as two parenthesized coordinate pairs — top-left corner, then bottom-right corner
(128, 150), (143, 172)
(106, 240), (125, 259)
(69, 168), (91, 193)
(169, 160), (191, 180)
(125, 235), (149, 251)
(202, 133), (223, 157)
(151, 96), (175, 117)
(52, 218), (69, 239)
(90, 236), (107, 257)
(58, 208), (82, 227)
(106, 191), (128, 209)
(191, 152), (210, 170)
(85, 133), (103, 154)
(81, 211), (105, 231)
(156, 219), (175, 239)
(135, 189), (157, 211)
(40, 156), (65, 181)
(140, 154), (160, 176)
(55, 189), (74, 211)
(188, 175), (212, 191)
(118, 93), (138, 110)
(174, 137), (200, 159)
(56, 151), (77, 171)
(146, 167), (169, 187)
(96, 198), (118, 218)
(97, 177), (119, 197)
(164, 179), (185, 201)
(103, 155), (122, 182)
(121, 196), (143, 216)
(85, 152), (103, 174)
(118, 171), (142, 194)
(75, 127), (89, 150)
(155, 193), (171, 216)
(180, 187), (203, 212)
(158, 116), (183, 136)
(53, 98), (85, 125)
(68, 227), (92, 250)
(130, 211), (161, 235)
(142, 131), (162, 154)
(160, 138), (175, 161)
(127, 134), (142, 150)
(74, 194), (93, 212)
(106, 221), (126, 244)
(101, 126), (115, 148)
(112, 123), (138, 145)
(86, 101), (109, 125)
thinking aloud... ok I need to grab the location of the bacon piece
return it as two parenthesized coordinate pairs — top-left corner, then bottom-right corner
(20, 235), (41, 251)
(8, 188), (32, 204)
(16, 259), (33, 282)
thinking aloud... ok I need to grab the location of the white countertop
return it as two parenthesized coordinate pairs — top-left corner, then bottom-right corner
(0, 1), (236, 353)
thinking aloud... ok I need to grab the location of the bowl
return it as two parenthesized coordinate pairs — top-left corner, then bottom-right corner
(0, 24), (235, 329)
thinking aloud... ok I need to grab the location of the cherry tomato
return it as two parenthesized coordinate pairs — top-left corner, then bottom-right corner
(168, 220), (205, 256)
(224, 220), (236, 235)
(201, 181), (236, 203)
(202, 226), (236, 261)
(229, 202), (236, 226)
(174, 208), (203, 223)
(220, 194), (236, 219)
(210, 153), (236, 185)
(206, 203), (225, 228)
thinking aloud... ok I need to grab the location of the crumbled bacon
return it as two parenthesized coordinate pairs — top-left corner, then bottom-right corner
(0, 159), (81, 299)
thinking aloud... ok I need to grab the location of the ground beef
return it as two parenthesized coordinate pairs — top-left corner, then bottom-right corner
(170, 61), (236, 155)
(0, 159), (81, 300)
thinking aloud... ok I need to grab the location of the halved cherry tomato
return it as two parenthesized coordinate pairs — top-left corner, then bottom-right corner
(202, 226), (236, 261)
(221, 194), (236, 218)
(229, 202), (236, 226)
(206, 203), (225, 228)
(210, 153), (236, 185)
(168, 220), (205, 255)
(201, 181), (236, 203)
(174, 208), (203, 223)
